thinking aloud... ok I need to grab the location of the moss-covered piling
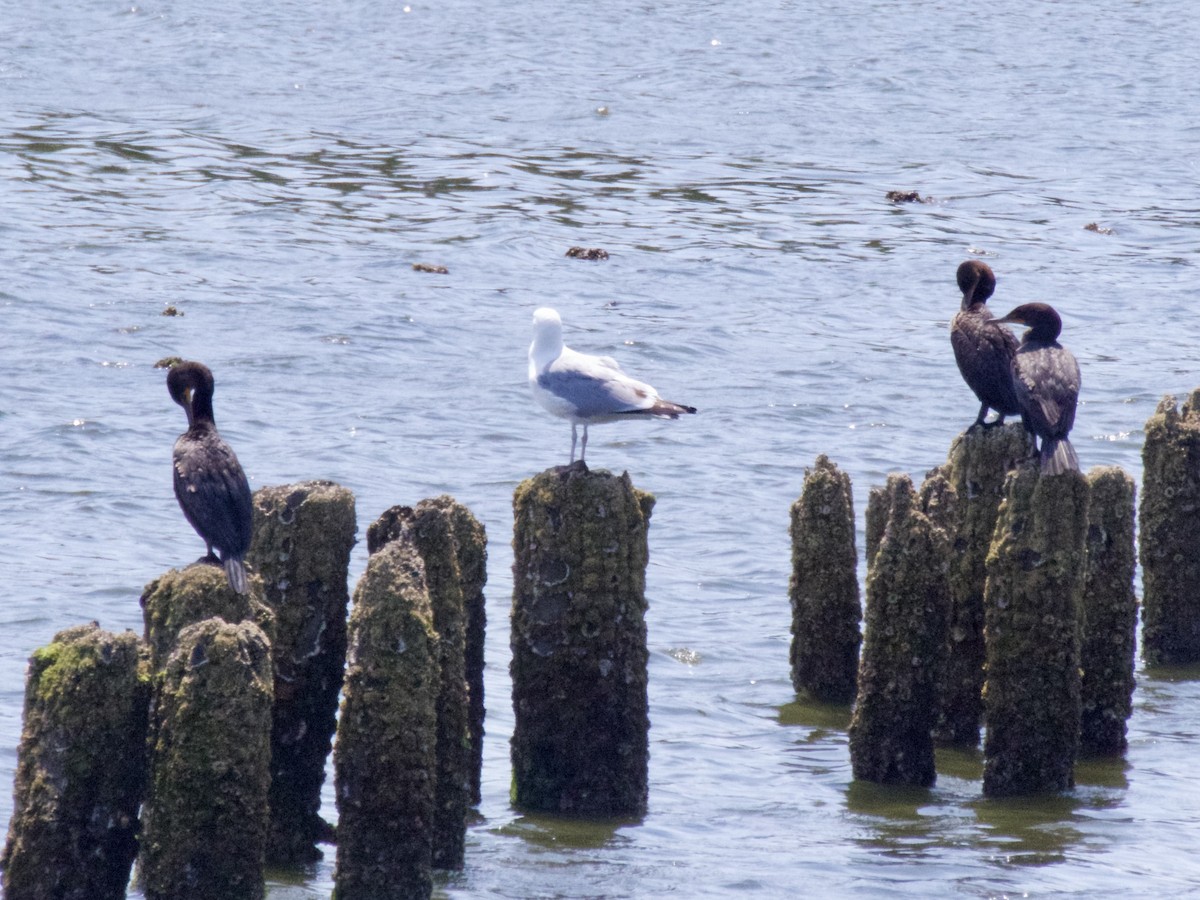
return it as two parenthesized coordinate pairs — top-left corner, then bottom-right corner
(139, 619), (273, 900)
(849, 474), (953, 786)
(1139, 391), (1200, 665)
(429, 496), (489, 807)
(511, 464), (653, 817)
(368, 500), (470, 870)
(788, 455), (861, 704)
(141, 564), (274, 672)
(246, 481), (355, 864)
(982, 466), (1089, 797)
(2, 624), (149, 900)
(937, 423), (1030, 746)
(1081, 467), (1138, 756)
(335, 537), (439, 900)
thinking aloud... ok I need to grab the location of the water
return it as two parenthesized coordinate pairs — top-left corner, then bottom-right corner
(3, 0), (1200, 895)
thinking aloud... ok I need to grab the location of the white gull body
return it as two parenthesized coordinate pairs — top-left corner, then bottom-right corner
(527, 307), (696, 463)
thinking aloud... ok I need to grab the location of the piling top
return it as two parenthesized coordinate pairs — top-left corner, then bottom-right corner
(141, 565), (275, 671)
(251, 480), (358, 576)
(515, 464), (655, 521)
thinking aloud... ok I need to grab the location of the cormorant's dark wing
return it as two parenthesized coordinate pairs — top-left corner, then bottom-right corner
(1012, 344), (1081, 439)
(173, 432), (254, 559)
(950, 310), (1021, 415)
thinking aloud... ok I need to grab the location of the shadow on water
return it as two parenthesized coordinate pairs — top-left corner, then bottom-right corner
(776, 695), (853, 732)
(492, 811), (639, 853)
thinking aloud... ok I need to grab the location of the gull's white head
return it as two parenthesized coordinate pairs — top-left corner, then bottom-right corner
(532, 307), (562, 333)
(530, 307), (564, 361)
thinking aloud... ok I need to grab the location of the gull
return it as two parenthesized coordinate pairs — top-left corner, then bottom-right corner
(528, 307), (696, 463)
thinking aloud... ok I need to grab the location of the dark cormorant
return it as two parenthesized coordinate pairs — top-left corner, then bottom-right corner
(950, 260), (1021, 428)
(167, 361), (254, 593)
(991, 303), (1081, 475)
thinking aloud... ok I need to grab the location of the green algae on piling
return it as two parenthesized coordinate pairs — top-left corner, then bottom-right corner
(335, 537), (439, 900)
(367, 500), (471, 871)
(139, 619), (273, 900)
(2, 624), (150, 900)
(1139, 391), (1200, 665)
(427, 495), (489, 808)
(850, 473), (953, 787)
(1081, 466), (1137, 756)
(982, 465), (1089, 797)
(936, 422), (1030, 747)
(141, 564), (275, 672)
(511, 463), (653, 817)
(789, 455), (861, 704)
(368, 494), (489, 806)
(247, 481), (356, 864)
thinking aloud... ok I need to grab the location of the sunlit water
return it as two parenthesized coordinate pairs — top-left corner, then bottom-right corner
(4, 0), (1200, 896)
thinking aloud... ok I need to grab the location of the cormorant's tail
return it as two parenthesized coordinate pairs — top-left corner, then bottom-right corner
(224, 556), (249, 595)
(1040, 438), (1079, 476)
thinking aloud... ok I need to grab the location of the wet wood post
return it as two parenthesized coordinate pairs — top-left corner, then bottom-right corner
(850, 473), (954, 786)
(428, 496), (489, 807)
(141, 564), (275, 672)
(936, 422), (1030, 746)
(788, 455), (861, 704)
(139, 619), (274, 900)
(335, 536), (438, 900)
(367, 499), (471, 871)
(511, 463), (653, 816)
(982, 466), (1089, 797)
(1080, 467), (1138, 756)
(1, 624), (149, 900)
(1139, 391), (1200, 665)
(246, 481), (356, 864)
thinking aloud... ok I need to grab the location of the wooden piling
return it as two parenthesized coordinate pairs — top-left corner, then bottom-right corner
(247, 481), (356, 864)
(1140, 391), (1200, 665)
(982, 466), (1089, 797)
(1081, 467), (1138, 756)
(511, 463), (653, 817)
(139, 619), (273, 900)
(368, 500), (470, 870)
(850, 473), (953, 786)
(936, 423), (1030, 746)
(141, 564), (274, 672)
(429, 496), (489, 807)
(2, 624), (149, 900)
(335, 536), (438, 900)
(788, 455), (861, 704)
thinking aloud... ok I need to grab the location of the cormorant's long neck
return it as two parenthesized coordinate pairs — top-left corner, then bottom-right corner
(1023, 318), (1062, 346)
(189, 390), (217, 432)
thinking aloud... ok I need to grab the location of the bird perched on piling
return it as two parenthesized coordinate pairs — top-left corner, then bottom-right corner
(167, 360), (254, 593)
(990, 303), (1081, 475)
(950, 260), (1021, 428)
(528, 307), (696, 464)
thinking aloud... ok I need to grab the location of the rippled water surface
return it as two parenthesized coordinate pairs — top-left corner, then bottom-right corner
(4, 0), (1200, 896)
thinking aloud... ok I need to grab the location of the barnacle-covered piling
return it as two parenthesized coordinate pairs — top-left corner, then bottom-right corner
(2, 625), (149, 900)
(429, 496), (489, 806)
(368, 500), (470, 870)
(141, 564), (274, 671)
(335, 537), (438, 900)
(1081, 467), (1137, 756)
(1140, 391), (1200, 665)
(247, 481), (355, 864)
(511, 464), (653, 816)
(937, 422), (1030, 746)
(850, 473), (953, 786)
(139, 619), (273, 900)
(982, 466), (1089, 797)
(788, 455), (861, 704)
